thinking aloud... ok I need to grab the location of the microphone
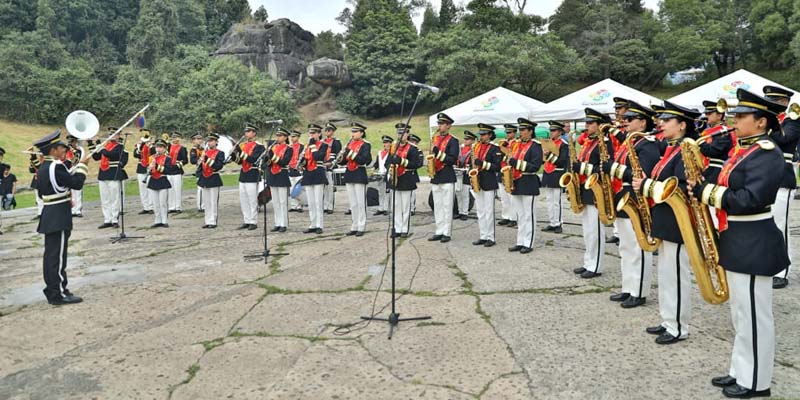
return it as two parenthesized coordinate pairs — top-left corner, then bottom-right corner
(411, 81), (440, 94)
(264, 119), (284, 125)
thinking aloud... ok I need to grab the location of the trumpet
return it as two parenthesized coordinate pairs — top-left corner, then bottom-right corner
(788, 103), (800, 120)
(334, 138), (353, 165)
(21, 146), (42, 155)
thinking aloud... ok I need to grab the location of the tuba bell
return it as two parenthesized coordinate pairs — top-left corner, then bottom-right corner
(65, 110), (100, 140)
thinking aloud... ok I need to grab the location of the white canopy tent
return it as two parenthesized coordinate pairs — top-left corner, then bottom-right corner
(532, 79), (663, 122)
(427, 87), (545, 128)
(668, 69), (800, 111)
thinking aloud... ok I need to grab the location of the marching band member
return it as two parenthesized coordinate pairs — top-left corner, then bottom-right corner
(147, 139), (174, 228)
(497, 123), (518, 228)
(288, 130), (305, 213)
(166, 132), (188, 214)
(541, 121), (569, 233)
(633, 100), (700, 344)
(387, 125), (422, 238)
(428, 113), (459, 243)
(338, 122), (372, 236)
(506, 118), (543, 254)
(606, 101), (660, 308)
(699, 100), (736, 229)
(29, 151), (44, 219)
(455, 130), (476, 221)
(33, 131), (88, 305)
(232, 124), (265, 230)
(408, 133), (423, 215)
(572, 108), (613, 279)
(134, 129), (154, 215)
(265, 128), (294, 233)
(470, 124), (503, 247)
(689, 89), (788, 398)
(322, 122), (342, 215)
(762, 85), (799, 289)
(92, 127), (128, 229)
(65, 134), (84, 217)
(301, 124), (329, 234)
(189, 133), (205, 212)
(372, 134), (394, 216)
(198, 133), (225, 229)
(605, 98), (630, 245)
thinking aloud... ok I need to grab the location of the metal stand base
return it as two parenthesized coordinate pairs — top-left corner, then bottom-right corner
(361, 313), (431, 339)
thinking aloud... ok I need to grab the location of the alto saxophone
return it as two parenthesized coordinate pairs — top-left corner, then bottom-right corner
(585, 125), (617, 224)
(652, 138), (728, 304)
(501, 141), (515, 193)
(615, 132), (660, 252)
(468, 143), (481, 192)
(559, 132), (585, 213)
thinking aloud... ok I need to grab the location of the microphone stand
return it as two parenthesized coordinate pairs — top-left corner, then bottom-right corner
(111, 132), (143, 244)
(244, 122), (288, 264)
(361, 86), (431, 339)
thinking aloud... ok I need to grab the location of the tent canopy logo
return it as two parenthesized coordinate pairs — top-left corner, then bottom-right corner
(481, 96), (500, 109)
(722, 80), (750, 95)
(582, 89), (611, 105)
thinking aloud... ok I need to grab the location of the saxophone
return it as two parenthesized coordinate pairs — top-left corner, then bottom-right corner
(468, 143), (481, 192)
(615, 132), (660, 252)
(652, 137), (729, 304)
(501, 141), (515, 193)
(585, 125), (617, 224)
(559, 132), (585, 213)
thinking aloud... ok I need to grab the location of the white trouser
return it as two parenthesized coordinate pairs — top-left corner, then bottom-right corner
(202, 187), (219, 226)
(581, 205), (604, 273)
(411, 190), (416, 212)
(432, 183), (454, 236)
(611, 222), (619, 238)
(346, 183), (366, 231)
(657, 240), (692, 338)
(772, 188), (795, 279)
(617, 218), (653, 298)
(71, 189), (83, 215)
(392, 190), (413, 234)
(150, 189), (168, 225)
(498, 184), (515, 221)
(727, 271), (774, 391)
(167, 174), (182, 211)
(239, 182), (258, 225)
(137, 173), (152, 211)
(544, 188), (562, 227)
(306, 184), (324, 229)
(512, 195), (535, 248)
(474, 189), (496, 241)
(197, 186), (203, 210)
(99, 180), (121, 223)
(34, 189), (43, 216)
(377, 181), (387, 212)
(324, 170), (335, 211)
(270, 186), (289, 228)
(456, 182), (471, 216)
(289, 176), (303, 210)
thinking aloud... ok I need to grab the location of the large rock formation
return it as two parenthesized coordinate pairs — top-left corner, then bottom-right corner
(306, 58), (351, 87)
(212, 18), (315, 86)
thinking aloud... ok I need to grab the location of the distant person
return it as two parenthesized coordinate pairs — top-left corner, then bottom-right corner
(1, 164), (17, 210)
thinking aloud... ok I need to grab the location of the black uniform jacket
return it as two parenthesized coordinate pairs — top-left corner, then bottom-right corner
(265, 144), (294, 187)
(639, 138), (686, 244)
(339, 140), (372, 185)
(166, 145), (188, 176)
(541, 139), (569, 188)
(232, 142), (266, 183)
(508, 140), (543, 196)
(573, 135), (614, 206)
(36, 158), (87, 234)
(92, 141), (129, 181)
(301, 139), (329, 186)
(288, 143), (304, 178)
(698, 126), (735, 184)
(609, 135), (660, 219)
(197, 151), (225, 188)
(472, 143), (503, 191)
(133, 143), (154, 174)
(430, 133), (460, 184)
(386, 142), (422, 191)
(147, 156), (176, 191)
(770, 117), (800, 189)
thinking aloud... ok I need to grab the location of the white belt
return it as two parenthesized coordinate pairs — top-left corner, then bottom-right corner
(707, 164), (722, 169)
(42, 191), (71, 205)
(727, 211), (772, 222)
(622, 183), (631, 187)
(783, 152), (793, 160)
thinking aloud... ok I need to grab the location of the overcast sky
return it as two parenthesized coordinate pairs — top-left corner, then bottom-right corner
(249, 0), (661, 34)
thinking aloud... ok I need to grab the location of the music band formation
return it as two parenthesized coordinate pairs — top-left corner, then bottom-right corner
(20, 84), (799, 398)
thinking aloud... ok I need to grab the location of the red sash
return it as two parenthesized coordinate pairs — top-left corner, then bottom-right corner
(324, 137), (334, 162)
(305, 141), (318, 171)
(241, 141), (257, 172)
(201, 149), (219, 178)
(544, 138), (563, 174)
(169, 144), (182, 166)
(432, 134), (453, 173)
(511, 140), (533, 180)
(139, 144), (151, 168)
(651, 144), (680, 179)
(458, 145), (472, 168)
(100, 141), (117, 171)
(346, 140), (366, 171)
(611, 141), (631, 193)
(715, 145), (761, 231)
(395, 143), (410, 176)
(778, 112), (786, 124)
(152, 154), (166, 179)
(578, 138), (599, 183)
(270, 144), (288, 174)
(289, 143), (302, 169)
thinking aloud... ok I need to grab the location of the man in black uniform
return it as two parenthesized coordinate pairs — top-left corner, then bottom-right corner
(541, 121), (569, 233)
(428, 113), (460, 243)
(34, 131), (88, 305)
(92, 128), (128, 228)
(265, 128), (294, 232)
(301, 124), (329, 233)
(189, 133), (205, 212)
(288, 130), (305, 213)
(338, 122), (372, 236)
(134, 129), (154, 215)
(762, 85), (799, 288)
(198, 133), (225, 229)
(231, 124), (266, 230)
(470, 124), (503, 247)
(387, 127), (422, 238)
(506, 118), (543, 254)
(690, 89), (788, 399)
(408, 133), (424, 216)
(322, 122), (342, 214)
(498, 123), (518, 227)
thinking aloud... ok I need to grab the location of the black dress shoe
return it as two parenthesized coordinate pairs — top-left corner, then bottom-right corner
(48, 294), (83, 305)
(573, 267), (586, 274)
(303, 228), (316, 234)
(247, 224), (257, 230)
(580, 270), (602, 279)
(72, 213), (83, 218)
(344, 210), (352, 215)
(507, 221), (517, 228)
(541, 225), (555, 232)
(498, 219), (510, 226)
(98, 222), (113, 229)
(202, 225), (209, 229)
(483, 240), (495, 247)
(621, 296), (646, 308)
(722, 384), (770, 398)
(429, 235), (443, 241)
(773, 277), (788, 289)
(655, 332), (684, 344)
(520, 247), (533, 254)
(401, 233), (409, 238)
(347, 230), (358, 236)
(459, 214), (468, 220)
(278, 227), (286, 232)
(472, 239), (487, 246)
(315, 228), (323, 234)
(355, 231), (364, 237)
(161, 224), (169, 228)
(508, 245), (522, 252)
(606, 236), (620, 244)
(237, 224), (249, 230)
(207, 225), (217, 229)
(138, 210), (150, 215)
(553, 226), (563, 234)
(271, 226), (281, 232)
(325, 210), (334, 215)
(610, 292), (630, 302)
(151, 223), (161, 228)
(646, 325), (666, 335)
(712, 375), (737, 388)
(440, 236), (451, 243)
(112, 223), (120, 228)
(168, 210), (176, 214)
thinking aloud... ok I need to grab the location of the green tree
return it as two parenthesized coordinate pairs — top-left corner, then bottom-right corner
(0, 0), (37, 37)
(438, 0), (458, 26)
(253, 5), (269, 22)
(314, 30), (345, 60)
(126, 0), (179, 68)
(344, 0), (418, 116)
(420, 3), (438, 36)
(204, 0), (251, 40)
(35, 0), (59, 36)
(462, 0), (532, 33)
